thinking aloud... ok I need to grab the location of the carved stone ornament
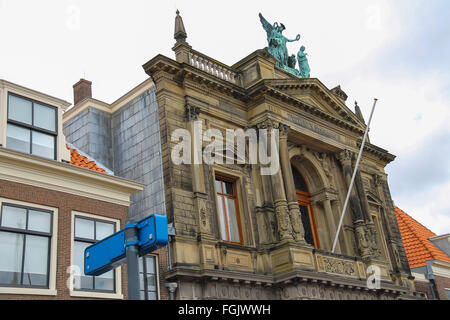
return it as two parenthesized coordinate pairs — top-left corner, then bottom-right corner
(337, 149), (354, 165)
(256, 118), (280, 131)
(366, 223), (381, 257)
(288, 205), (305, 241)
(318, 256), (357, 276)
(275, 204), (293, 240)
(373, 174), (382, 187)
(355, 224), (371, 258)
(278, 123), (290, 138)
(185, 104), (200, 121)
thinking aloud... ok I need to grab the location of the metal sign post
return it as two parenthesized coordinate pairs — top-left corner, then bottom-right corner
(124, 222), (140, 300)
(331, 99), (378, 254)
(84, 214), (168, 300)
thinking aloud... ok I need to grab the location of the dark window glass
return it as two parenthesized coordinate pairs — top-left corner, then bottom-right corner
(292, 168), (308, 192)
(0, 204), (52, 288)
(73, 216), (116, 292)
(299, 205), (315, 247)
(6, 93), (57, 159)
(139, 255), (158, 300)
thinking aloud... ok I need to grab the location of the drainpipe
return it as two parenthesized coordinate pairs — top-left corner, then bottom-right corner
(164, 223), (177, 300)
(167, 223), (176, 270)
(426, 260), (439, 300)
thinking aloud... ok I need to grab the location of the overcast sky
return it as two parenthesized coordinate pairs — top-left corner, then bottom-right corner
(0, 0), (449, 234)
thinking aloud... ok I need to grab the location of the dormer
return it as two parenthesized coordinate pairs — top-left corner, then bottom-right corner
(0, 79), (71, 162)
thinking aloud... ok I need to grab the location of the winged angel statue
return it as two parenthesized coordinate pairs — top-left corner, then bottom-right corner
(259, 13), (310, 78)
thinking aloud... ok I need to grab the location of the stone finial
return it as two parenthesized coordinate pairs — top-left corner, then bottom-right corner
(354, 101), (366, 124)
(174, 9), (187, 43)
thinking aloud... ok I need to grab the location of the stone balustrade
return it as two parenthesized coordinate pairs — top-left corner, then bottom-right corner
(189, 52), (238, 85)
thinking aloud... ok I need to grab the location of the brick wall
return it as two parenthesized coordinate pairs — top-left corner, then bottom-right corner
(434, 275), (450, 300)
(414, 280), (432, 299)
(0, 179), (129, 300)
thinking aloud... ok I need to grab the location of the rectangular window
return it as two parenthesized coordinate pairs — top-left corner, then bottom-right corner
(446, 289), (450, 300)
(0, 203), (52, 288)
(73, 216), (116, 292)
(215, 176), (242, 244)
(6, 93), (57, 159)
(138, 255), (159, 300)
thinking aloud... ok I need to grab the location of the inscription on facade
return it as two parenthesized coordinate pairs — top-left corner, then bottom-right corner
(287, 113), (342, 143)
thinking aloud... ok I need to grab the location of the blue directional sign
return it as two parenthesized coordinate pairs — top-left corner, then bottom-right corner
(84, 230), (127, 276)
(84, 214), (168, 277)
(136, 214), (169, 256)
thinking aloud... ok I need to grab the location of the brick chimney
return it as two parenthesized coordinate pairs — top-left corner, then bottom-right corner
(73, 79), (92, 105)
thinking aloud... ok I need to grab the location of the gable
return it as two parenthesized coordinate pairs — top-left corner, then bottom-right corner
(266, 79), (366, 131)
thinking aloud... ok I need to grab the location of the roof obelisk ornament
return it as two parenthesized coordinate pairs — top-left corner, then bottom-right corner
(259, 13), (310, 78)
(172, 10), (192, 63)
(174, 9), (187, 42)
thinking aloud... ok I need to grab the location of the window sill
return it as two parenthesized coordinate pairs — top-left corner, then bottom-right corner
(0, 287), (57, 296)
(70, 290), (124, 300)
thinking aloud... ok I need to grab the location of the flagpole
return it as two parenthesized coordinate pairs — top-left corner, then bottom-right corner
(331, 98), (378, 253)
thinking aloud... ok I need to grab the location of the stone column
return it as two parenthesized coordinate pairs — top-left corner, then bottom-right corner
(322, 197), (339, 251)
(336, 150), (371, 259)
(331, 200), (353, 255)
(355, 169), (380, 258)
(257, 119), (293, 242)
(278, 124), (305, 242)
(185, 104), (212, 239)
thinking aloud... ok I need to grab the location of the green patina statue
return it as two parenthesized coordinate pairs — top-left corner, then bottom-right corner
(259, 13), (310, 78)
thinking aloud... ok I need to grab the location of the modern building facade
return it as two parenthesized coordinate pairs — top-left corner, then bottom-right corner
(0, 79), (145, 299)
(395, 206), (450, 300)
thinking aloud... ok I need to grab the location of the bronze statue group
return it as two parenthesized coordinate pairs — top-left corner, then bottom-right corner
(259, 13), (311, 78)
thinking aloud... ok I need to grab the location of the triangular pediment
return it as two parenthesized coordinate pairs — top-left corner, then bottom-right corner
(266, 78), (366, 131)
(366, 191), (382, 206)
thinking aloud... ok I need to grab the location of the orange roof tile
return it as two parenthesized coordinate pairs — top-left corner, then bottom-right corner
(66, 144), (106, 173)
(395, 206), (450, 269)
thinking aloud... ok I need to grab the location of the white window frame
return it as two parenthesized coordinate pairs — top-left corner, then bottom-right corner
(69, 211), (123, 299)
(0, 197), (58, 296)
(139, 254), (161, 300)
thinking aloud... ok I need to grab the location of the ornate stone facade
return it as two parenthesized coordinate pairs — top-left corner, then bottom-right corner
(141, 12), (418, 300)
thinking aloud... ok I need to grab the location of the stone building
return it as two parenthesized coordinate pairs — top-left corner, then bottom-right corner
(395, 206), (450, 300)
(63, 12), (421, 299)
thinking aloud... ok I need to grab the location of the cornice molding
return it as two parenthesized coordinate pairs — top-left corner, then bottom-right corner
(0, 147), (144, 206)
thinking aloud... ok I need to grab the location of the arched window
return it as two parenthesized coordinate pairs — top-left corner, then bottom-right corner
(292, 167), (320, 248)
